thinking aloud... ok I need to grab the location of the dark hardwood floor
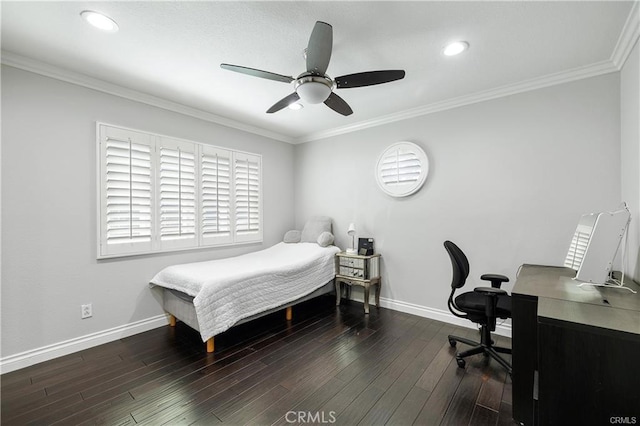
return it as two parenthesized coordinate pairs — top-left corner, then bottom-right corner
(1, 296), (516, 425)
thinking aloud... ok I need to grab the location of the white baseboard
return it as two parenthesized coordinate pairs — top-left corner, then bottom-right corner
(0, 315), (168, 374)
(348, 293), (512, 338)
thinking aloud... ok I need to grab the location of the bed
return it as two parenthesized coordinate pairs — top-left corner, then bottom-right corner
(150, 235), (340, 352)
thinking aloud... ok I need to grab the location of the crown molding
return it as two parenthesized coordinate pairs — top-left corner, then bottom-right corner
(0, 43), (626, 146)
(611, 1), (640, 69)
(298, 59), (619, 143)
(298, 3), (638, 143)
(0, 51), (295, 144)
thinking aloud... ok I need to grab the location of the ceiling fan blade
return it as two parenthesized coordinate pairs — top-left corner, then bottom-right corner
(335, 70), (406, 89)
(267, 92), (301, 113)
(324, 92), (353, 116)
(220, 63), (294, 83)
(306, 21), (333, 75)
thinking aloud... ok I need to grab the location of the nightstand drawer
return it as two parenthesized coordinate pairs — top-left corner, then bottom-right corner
(339, 266), (365, 278)
(339, 257), (365, 269)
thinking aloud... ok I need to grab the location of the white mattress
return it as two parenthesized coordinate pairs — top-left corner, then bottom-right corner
(150, 242), (340, 341)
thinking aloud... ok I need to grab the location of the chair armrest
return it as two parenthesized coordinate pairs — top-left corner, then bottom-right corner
(474, 287), (508, 330)
(481, 274), (509, 288)
(474, 286), (507, 296)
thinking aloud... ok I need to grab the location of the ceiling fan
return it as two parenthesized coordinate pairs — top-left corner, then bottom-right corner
(220, 21), (405, 116)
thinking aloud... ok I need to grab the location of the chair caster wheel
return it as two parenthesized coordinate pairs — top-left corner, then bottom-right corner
(456, 357), (466, 369)
(448, 339), (457, 348)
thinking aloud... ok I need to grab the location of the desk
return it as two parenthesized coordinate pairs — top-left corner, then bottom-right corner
(511, 265), (640, 425)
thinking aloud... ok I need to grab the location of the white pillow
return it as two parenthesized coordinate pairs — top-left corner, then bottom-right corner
(317, 231), (335, 247)
(283, 230), (301, 243)
(300, 216), (332, 243)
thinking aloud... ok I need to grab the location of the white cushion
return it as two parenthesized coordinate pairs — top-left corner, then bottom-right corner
(283, 230), (301, 243)
(317, 231), (335, 247)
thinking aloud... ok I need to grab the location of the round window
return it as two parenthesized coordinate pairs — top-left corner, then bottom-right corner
(375, 141), (429, 197)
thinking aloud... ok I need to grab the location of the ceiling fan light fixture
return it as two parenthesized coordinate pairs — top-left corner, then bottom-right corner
(80, 10), (119, 32)
(443, 41), (469, 56)
(295, 77), (332, 104)
(288, 103), (304, 110)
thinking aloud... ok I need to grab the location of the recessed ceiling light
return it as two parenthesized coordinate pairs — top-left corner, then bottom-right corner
(443, 41), (469, 56)
(80, 10), (119, 32)
(288, 103), (304, 111)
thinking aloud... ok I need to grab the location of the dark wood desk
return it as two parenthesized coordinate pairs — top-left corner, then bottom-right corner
(511, 265), (640, 425)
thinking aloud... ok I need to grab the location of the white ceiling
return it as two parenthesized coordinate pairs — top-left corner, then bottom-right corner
(1, 1), (637, 143)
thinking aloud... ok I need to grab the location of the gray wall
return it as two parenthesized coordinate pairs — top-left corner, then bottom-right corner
(294, 74), (622, 316)
(0, 63), (631, 366)
(1, 65), (295, 358)
(621, 39), (640, 282)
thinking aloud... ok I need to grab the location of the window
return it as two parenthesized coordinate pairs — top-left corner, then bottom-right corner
(97, 124), (262, 258)
(158, 138), (196, 250)
(201, 146), (233, 246)
(234, 153), (261, 242)
(99, 126), (154, 255)
(375, 141), (429, 197)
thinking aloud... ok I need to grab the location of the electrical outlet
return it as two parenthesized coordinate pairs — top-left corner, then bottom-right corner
(81, 303), (92, 319)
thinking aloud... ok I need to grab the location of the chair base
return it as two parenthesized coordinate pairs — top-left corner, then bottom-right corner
(448, 332), (512, 376)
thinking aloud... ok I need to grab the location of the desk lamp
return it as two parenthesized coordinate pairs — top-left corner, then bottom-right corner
(346, 223), (357, 254)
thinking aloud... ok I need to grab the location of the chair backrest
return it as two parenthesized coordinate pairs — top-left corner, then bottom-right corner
(444, 240), (470, 290)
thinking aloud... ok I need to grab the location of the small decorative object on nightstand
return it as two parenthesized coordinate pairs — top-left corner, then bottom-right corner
(335, 251), (381, 314)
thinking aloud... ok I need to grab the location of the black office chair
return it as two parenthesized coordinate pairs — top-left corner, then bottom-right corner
(444, 240), (512, 375)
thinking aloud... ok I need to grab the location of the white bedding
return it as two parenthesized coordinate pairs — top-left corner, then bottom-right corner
(150, 242), (340, 341)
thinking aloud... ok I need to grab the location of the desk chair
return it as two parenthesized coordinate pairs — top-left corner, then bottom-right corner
(444, 240), (512, 375)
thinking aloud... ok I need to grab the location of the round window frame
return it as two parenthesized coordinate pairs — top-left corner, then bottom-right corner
(375, 141), (429, 198)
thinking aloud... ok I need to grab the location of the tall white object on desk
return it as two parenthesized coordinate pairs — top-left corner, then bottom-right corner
(564, 204), (631, 287)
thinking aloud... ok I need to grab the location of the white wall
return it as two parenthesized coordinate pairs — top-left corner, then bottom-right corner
(1, 66), (295, 362)
(621, 39), (640, 282)
(294, 74), (622, 320)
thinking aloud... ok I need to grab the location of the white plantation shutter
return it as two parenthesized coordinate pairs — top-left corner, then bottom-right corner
(99, 126), (154, 256)
(380, 151), (421, 185)
(97, 124), (263, 258)
(158, 138), (197, 249)
(376, 142), (429, 197)
(234, 152), (262, 242)
(564, 214), (597, 270)
(201, 146), (233, 245)
(565, 231), (590, 270)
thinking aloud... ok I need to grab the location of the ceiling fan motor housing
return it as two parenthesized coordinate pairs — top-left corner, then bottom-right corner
(295, 74), (334, 104)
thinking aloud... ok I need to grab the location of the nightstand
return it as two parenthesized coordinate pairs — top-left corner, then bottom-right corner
(335, 252), (381, 314)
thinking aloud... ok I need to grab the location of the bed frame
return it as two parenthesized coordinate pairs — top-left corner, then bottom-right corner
(162, 280), (335, 352)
